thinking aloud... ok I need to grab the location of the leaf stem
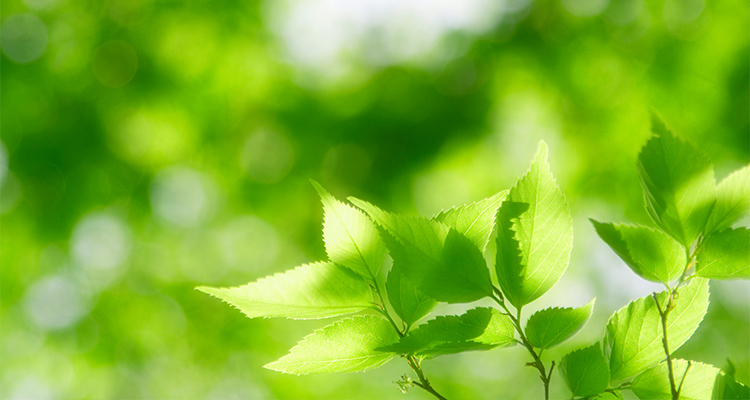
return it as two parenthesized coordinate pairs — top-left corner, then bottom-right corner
(652, 291), (678, 400)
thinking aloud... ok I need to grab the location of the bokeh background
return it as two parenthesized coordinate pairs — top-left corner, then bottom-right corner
(1, 0), (749, 399)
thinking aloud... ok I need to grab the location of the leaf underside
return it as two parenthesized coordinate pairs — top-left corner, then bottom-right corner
(705, 165), (750, 235)
(433, 190), (508, 252)
(386, 263), (438, 327)
(560, 343), (610, 398)
(525, 299), (595, 349)
(631, 359), (719, 400)
(696, 228), (750, 280)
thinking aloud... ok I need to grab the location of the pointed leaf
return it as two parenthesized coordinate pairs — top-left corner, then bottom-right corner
(526, 299), (595, 349)
(380, 307), (515, 356)
(591, 220), (686, 284)
(495, 141), (574, 307)
(560, 344), (610, 398)
(386, 263), (437, 327)
(265, 315), (399, 374)
(705, 165), (750, 235)
(349, 198), (493, 303)
(696, 228), (750, 280)
(632, 360), (719, 400)
(637, 120), (716, 246)
(713, 371), (750, 400)
(433, 190), (508, 252)
(197, 262), (373, 320)
(312, 181), (386, 279)
(604, 278), (710, 382)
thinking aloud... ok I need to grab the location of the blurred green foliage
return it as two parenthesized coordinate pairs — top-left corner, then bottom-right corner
(1, 0), (748, 398)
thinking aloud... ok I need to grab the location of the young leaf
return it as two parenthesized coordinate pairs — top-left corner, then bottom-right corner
(705, 165), (750, 235)
(525, 299), (595, 349)
(380, 307), (515, 356)
(495, 141), (574, 307)
(559, 344), (610, 398)
(631, 359), (719, 400)
(197, 262), (373, 320)
(591, 220), (686, 284)
(713, 371), (750, 400)
(349, 198), (493, 303)
(433, 190), (508, 252)
(386, 263), (438, 327)
(637, 119), (716, 246)
(605, 277), (710, 382)
(312, 180), (386, 279)
(265, 315), (399, 374)
(696, 228), (750, 280)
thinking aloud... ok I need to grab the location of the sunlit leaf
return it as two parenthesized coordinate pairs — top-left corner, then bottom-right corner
(312, 180), (386, 279)
(591, 220), (686, 284)
(631, 359), (719, 400)
(559, 344), (610, 398)
(696, 228), (750, 280)
(495, 141), (573, 307)
(605, 278), (710, 382)
(197, 262), (373, 320)
(525, 299), (595, 349)
(638, 117), (716, 246)
(265, 315), (399, 374)
(434, 190), (508, 252)
(705, 166), (750, 235)
(713, 371), (750, 400)
(386, 263), (437, 328)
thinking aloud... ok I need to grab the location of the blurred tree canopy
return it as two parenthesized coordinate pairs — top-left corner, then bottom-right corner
(1, 0), (748, 399)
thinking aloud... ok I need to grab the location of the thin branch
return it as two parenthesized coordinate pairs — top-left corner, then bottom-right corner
(652, 291), (678, 400)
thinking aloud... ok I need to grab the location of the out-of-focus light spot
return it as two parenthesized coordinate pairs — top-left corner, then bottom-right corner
(207, 377), (268, 400)
(150, 167), (217, 228)
(24, 275), (87, 330)
(321, 143), (371, 187)
(180, 231), (228, 283)
(158, 19), (216, 79)
(92, 40), (138, 88)
(71, 212), (132, 271)
(663, 0), (705, 37)
(0, 173), (22, 215)
(1, 14), (48, 64)
(109, 0), (153, 27)
(39, 245), (68, 271)
(219, 216), (280, 272)
(604, 0), (642, 26)
(22, 0), (58, 11)
(0, 141), (8, 184)
(413, 169), (470, 217)
(9, 375), (55, 400)
(604, 1), (651, 43)
(241, 130), (294, 184)
(562, 0), (610, 17)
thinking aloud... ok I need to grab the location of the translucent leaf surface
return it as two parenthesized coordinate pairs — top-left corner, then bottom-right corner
(197, 262), (373, 319)
(313, 180), (386, 279)
(386, 263), (437, 327)
(495, 141), (573, 307)
(705, 165), (750, 235)
(632, 360), (719, 400)
(696, 228), (750, 280)
(637, 119), (716, 246)
(713, 371), (750, 400)
(433, 190), (508, 252)
(265, 315), (399, 374)
(349, 198), (493, 303)
(591, 220), (686, 284)
(560, 344), (610, 398)
(605, 278), (710, 382)
(525, 299), (595, 349)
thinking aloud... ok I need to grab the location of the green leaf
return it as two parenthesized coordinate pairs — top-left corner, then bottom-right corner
(349, 198), (493, 303)
(637, 119), (716, 246)
(525, 299), (595, 349)
(197, 262), (373, 320)
(604, 278), (710, 382)
(312, 180), (386, 279)
(696, 228), (750, 280)
(631, 359), (719, 400)
(379, 307), (515, 356)
(495, 141), (574, 307)
(591, 220), (686, 284)
(713, 371), (750, 400)
(705, 165), (750, 235)
(265, 315), (399, 374)
(386, 263), (438, 328)
(559, 344), (610, 398)
(433, 190), (508, 252)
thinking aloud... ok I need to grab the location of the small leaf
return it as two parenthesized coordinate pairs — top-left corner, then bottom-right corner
(713, 371), (750, 400)
(605, 278), (710, 382)
(380, 307), (515, 356)
(631, 359), (719, 400)
(197, 262), (373, 320)
(312, 180), (386, 279)
(386, 263), (438, 328)
(265, 315), (399, 374)
(349, 198), (493, 303)
(433, 190), (508, 252)
(591, 220), (686, 284)
(696, 228), (750, 280)
(705, 166), (750, 235)
(495, 141), (574, 308)
(559, 344), (610, 398)
(637, 119), (716, 246)
(525, 299), (595, 349)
